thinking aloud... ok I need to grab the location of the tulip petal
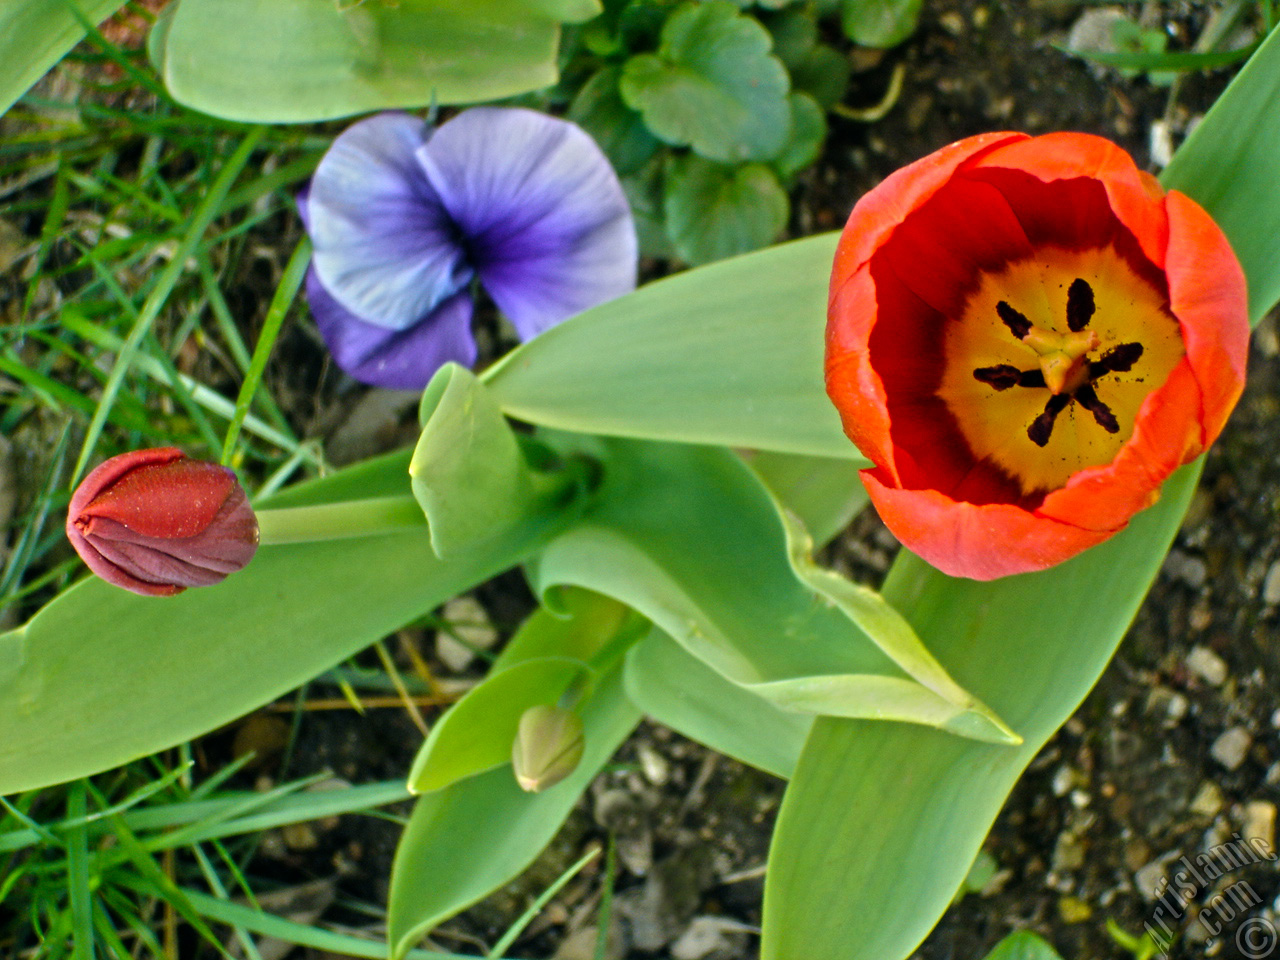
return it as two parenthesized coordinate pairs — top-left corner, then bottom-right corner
(307, 268), (477, 390)
(829, 132), (1026, 300)
(967, 133), (1169, 270)
(417, 107), (637, 340)
(862, 469), (1112, 581)
(308, 112), (474, 332)
(1162, 190), (1250, 448)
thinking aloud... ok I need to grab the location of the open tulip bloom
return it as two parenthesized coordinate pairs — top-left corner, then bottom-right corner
(825, 132), (1250, 580)
(301, 108), (637, 389)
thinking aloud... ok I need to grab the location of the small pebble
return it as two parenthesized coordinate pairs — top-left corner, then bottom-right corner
(1053, 832), (1086, 871)
(1165, 550), (1208, 589)
(1263, 560), (1280, 605)
(1058, 895), (1093, 922)
(938, 10), (966, 34)
(1267, 762), (1280, 786)
(1135, 859), (1171, 900)
(1190, 781), (1225, 818)
(671, 918), (730, 960)
(1242, 800), (1277, 851)
(1186, 646), (1228, 686)
(1149, 119), (1174, 168)
(638, 743), (670, 787)
(1211, 727), (1253, 771)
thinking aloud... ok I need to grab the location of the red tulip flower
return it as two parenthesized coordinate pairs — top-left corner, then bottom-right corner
(66, 448), (259, 596)
(826, 132), (1249, 580)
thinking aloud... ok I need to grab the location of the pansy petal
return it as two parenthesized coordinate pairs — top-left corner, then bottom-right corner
(308, 112), (473, 332)
(307, 268), (477, 390)
(416, 107), (637, 340)
(862, 468), (1112, 581)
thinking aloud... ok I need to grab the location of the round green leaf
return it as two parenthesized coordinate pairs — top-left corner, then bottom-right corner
(664, 155), (789, 265)
(619, 0), (791, 162)
(841, 0), (922, 49)
(792, 43), (853, 109)
(773, 92), (827, 179)
(569, 66), (661, 175)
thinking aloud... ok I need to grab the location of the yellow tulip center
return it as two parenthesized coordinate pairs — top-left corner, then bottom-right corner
(936, 244), (1184, 496)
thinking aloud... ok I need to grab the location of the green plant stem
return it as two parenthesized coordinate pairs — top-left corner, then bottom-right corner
(254, 497), (426, 545)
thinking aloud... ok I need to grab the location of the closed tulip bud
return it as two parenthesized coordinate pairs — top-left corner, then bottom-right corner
(511, 704), (585, 793)
(66, 447), (259, 597)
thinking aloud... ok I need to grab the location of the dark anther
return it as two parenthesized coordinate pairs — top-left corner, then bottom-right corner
(1027, 394), (1072, 447)
(996, 300), (1032, 339)
(1089, 341), (1144, 377)
(1074, 384), (1119, 433)
(1066, 278), (1095, 332)
(973, 365), (1021, 390)
(974, 365), (1048, 390)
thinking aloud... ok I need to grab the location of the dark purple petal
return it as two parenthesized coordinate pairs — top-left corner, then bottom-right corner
(307, 112), (474, 331)
(417, 107), (637, 341)
(307, 267), (477, 390)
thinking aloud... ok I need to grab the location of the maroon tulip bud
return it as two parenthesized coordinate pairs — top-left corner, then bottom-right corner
(66, 447), (259, 597)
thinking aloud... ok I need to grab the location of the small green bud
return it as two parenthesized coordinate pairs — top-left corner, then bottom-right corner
(512, 705), (585, 793)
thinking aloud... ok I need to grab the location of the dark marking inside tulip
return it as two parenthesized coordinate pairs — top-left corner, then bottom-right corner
(974, 365), (1048, 390)
(996, 300), (1032, 339)
(1028, 393), (1072, 447)
(1066, 278), (1095, 332)
(1074, 383), (1120, 433)
(1090, 341), (1144, 376)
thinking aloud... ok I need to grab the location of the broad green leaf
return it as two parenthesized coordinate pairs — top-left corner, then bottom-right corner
(619, 0), (791, 162)
(745, 450), (867, 546)
(483, 234), (851, 458)
(761, 465), (1200, 960)
(1162, 19), (1280, 322)
(387, 666), (640, 959)
(625, 627), (811, 779)
(663, 156), (789, 265)
(0, 451), (563, 795)
(494, 587), (640, 669)
(407, 658), (594, 794)
(569, 66), (660, 176)
(983, 931), (1066, 960)
(772, 92), (827, 179)
(411, 364), (559, 558)
(529, 435), (1012, 741)
(791, 43), (853, 110)
(841, 0), (922, 48)
(0, 0), (126, 118)
(766, 7), (819, 70)
(152, 0), (566, 123)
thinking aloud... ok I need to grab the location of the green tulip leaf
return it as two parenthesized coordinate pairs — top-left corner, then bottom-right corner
(0, 450), (566, 795)
(0, 0), (127, 118)
(664, 155), (789, 265)
(841, 0), (922, 48)
(745, 450), (868, 546)
(151, 0), (573, 123)
(625, 627), (811, 779)
(407, 657), (595, 794)
(983, 931), (1066, 960)
(528, 435), (1012, 742)
(411, 364), (570, 558)
(569, 66), (660, 176)
(483, 233), (851, 458)
(762, 465), (1200, 960)
(619, 0), (791, 162)
(387, 665), (640, 960)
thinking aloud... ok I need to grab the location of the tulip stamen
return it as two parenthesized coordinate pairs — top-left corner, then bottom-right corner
(976, 278), (1148, 446)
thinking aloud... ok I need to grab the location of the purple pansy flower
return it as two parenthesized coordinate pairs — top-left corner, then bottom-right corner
(300, 108), (637, 389)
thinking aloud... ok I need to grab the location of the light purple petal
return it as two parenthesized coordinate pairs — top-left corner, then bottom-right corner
(308, 112), (473, 332)
(417, 107), (637, 341)
(307, 267), (477, 390)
